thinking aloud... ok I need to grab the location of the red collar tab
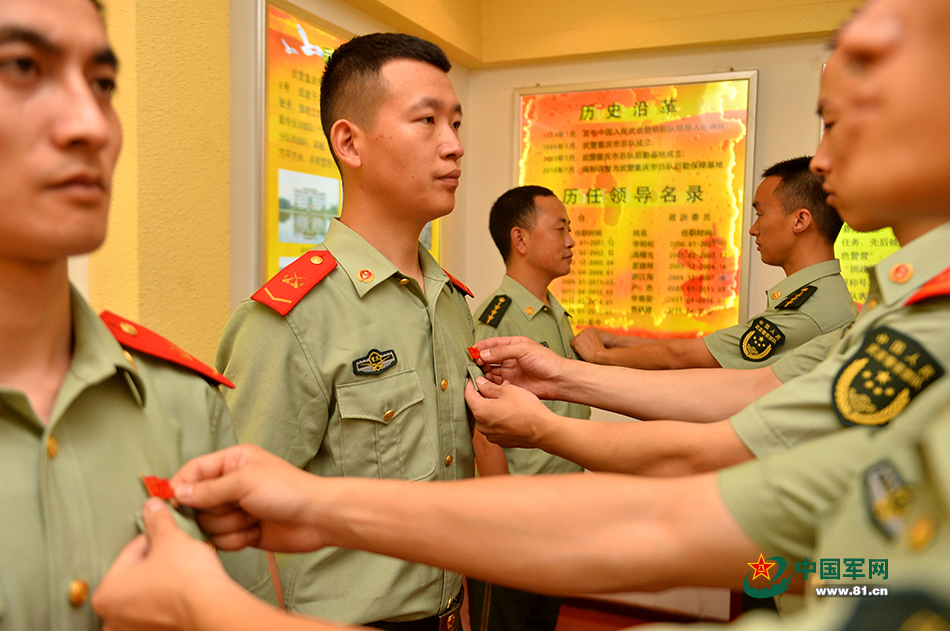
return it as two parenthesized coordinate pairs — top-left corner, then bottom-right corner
(443, 269), (473, 298)
(905, 265), (950, 306)
(252, 251), (337, 316)
(99, 311), (235, 388)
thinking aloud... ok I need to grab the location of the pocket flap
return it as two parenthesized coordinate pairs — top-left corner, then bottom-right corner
(336, 369), (425, 423)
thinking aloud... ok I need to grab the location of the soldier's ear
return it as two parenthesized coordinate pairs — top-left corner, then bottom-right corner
(510, 226), (528, 256)
(331, 119), (361, 170)
(791, 208), (812, 234)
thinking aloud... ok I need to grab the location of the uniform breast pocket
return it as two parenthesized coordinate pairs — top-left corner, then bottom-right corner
(336, 370), (434, 481)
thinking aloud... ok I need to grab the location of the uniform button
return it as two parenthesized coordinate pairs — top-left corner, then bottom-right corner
(440, 379), (448, 391)
(907, 516), (935, 550)
(358, 269), (374, 283)
(399, 278), (411, 286)
(865, 299), (879, 311)
(383, 409), (395, 421)
(122, 350), (137, 370)
(310, 255), (323, 265)
(444, 455), (453, 467)
(119, 322), (138, 336)
(771, 291), (781, 300)
(889, 263), (913, 284)
(47, 436), (59, 458)
(525, 307), (534, 315)
(69, 579), (89, 607)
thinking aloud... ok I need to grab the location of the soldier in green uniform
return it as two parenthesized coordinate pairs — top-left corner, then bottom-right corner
(0, 1), (275, 629)
(572, 157), (856, 370)
(468, 186), (591, 631)
(215, 33), (506, 628)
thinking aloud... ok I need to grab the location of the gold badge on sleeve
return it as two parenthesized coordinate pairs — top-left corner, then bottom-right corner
(834, 326), (944, 427)
(739, 317), (786, 362)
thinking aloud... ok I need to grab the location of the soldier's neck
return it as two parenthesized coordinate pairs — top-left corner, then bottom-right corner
(339, 210), (427, 290)
(0, 258), (73, 424)
(506, 260), (555, 305)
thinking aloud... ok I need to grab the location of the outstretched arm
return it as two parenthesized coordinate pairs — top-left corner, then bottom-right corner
(476, 337), (782, 422)
(464, 379), (755, 475)
(572, 334), (722, 370)
(172, 445), (760, 595)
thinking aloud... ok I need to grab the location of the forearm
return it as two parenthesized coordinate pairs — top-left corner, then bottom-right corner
(607, 334), (655, 349)
(533, 417), (753, 476)
(473, 426), (510, 475)
(553, 361), (779, 423)
(589, 338), (720, 370)
(319, 473), (757, 594)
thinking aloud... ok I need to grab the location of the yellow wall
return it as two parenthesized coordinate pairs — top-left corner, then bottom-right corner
(92, 0), (232, 364)
(89, 0), (859, 363)
(341, 0), (861, 66)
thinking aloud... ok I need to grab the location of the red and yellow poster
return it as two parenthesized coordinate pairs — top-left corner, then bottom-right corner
(520, 75), (755, 338)
(264, 4), (347, 279)
(263, 3), (441, 279)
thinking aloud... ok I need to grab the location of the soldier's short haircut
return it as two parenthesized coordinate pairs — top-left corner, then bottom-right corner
(763, 156), (843, 245)
(489, 185), (558, 263)
(320, 33), (451, 168)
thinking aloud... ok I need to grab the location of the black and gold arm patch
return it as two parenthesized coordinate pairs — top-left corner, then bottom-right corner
(478, 295), (511, 328)
(739, 317), (786, 362)
(864, 460), (916, 539)
(352, 349), (398, 376)
(833, 326), (944, 427)
(776, 285), (817, 310)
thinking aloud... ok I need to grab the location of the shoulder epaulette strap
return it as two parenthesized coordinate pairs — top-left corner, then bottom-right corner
(252, 251), (337, 316)
(776, 285), (817, 310)
(906, 265), (950, 306)
(99, 311), (235, 388)
(443, 268), (474, 298)
(478, 294), (512, 328)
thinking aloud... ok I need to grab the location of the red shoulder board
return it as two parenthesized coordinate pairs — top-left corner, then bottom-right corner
(100, 311), (235, 388)
(443, 269), (473, 298)
(252, 251), (337, 316)
(906, 265), (950, 306)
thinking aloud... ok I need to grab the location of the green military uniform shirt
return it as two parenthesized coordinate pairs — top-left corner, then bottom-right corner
(704, 260), (857, 368)
(718, 369), (950, 617)
(731, 221), (950, 456)
(770, 330), (845, 383)
(217, 219), (478, 625)
(474, 276), (591, 475)
(0, 287), (273, 631)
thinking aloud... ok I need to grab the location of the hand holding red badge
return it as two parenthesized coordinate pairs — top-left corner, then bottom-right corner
(141, 475), (175, 501)
(467, 346), (481, 361)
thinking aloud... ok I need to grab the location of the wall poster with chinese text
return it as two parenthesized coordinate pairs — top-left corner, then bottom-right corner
(262, 1), (442, 280)
(518, 73), (757, 338)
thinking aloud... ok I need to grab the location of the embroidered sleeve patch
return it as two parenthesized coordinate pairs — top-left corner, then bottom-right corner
(833, 326), (944, 427)
(777, 285), (817, 310)
(740, 317), (786, 361)
(478, 295), (511, 328)
(864, 460), (915, 540)
(353, 349), (398, 376)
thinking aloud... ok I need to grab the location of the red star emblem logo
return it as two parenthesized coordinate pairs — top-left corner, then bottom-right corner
(747, 554), (776, 581)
